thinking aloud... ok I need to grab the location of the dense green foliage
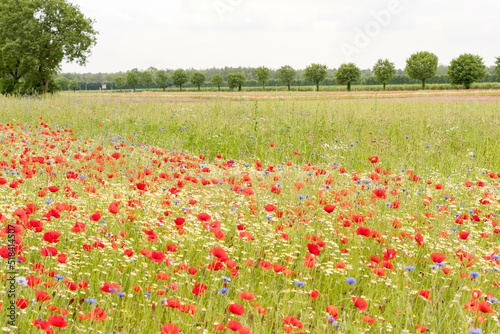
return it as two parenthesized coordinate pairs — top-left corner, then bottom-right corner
(172, 69), (188, 91)
(113, 76), (126, 91)
(405, 52), (439, 89)
(373, 59), (396, 90)
(227, 73), (247, 91)
(0, 0), (97, 95)
(277, 65), (297, 91)
(126, 71), (139, 91)
(140, 71), (153, 90)
(495, 57), (500, 81)
(210, 74), (224, 91)
(154, 70), (168, 91)
(254, 66), (270, 89)
(447, 54), (486, 89)
(304, 64), (328, 91)
(335, 63), (361, 92)
(189, 72), (206, 91)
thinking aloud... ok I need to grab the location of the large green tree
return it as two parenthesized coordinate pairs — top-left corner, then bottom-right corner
(277, 65), (296, 91)
(304, 64), (328, 91)
(0, 0), (97, 95)
(154, 70), (168, 91)
(113, 76), (126, 91)
(405, 51), (438, 89)
(335, 63), (361, 92)
(126, 71), (139, 91)
(227, 73), (246, 91)
(171, 69), (188, 91)
(189, 72), (206, 91)
(140, 71), (153, 90)
(254, 66), (270, 89)
(447, 54), (486, 89)
(495, 57), (500, 81)
(373, 59), (396, 91)
(210, 74), (224, 91)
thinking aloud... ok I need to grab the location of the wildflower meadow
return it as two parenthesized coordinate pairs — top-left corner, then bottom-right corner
(0, 92), (500, 334)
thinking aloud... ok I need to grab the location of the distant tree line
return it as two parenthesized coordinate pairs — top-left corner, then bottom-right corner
(54, 53), (500, 92)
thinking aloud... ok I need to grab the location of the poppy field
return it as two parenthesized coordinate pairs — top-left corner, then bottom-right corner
(0, 94), (500, 334)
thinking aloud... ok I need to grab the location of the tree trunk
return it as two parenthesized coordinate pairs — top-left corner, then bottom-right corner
(238, 85), (242, 92)
(316, 83), (319, 92)
(383, 82), (386, 91)
(198, 85), (201, 91)
(422, 80), (426, 90)
(262, 83), (265, 90)
(218, 85), (220, 92)
(347, 82), (351, 92)
(287, 84), (290, 91)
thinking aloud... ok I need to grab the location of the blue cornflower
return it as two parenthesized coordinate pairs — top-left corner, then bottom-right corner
(219, 288), (229, 294)
(117, 292), (125, 298)
(470, 272), (480, 278)
(470, 327), (482, 334)
(221, 276), (231, 282)
(54, 274), (64, 280)
(265, 215), (273, 220)
(328, 315), (338, 327)
(345, 277), (356, 284)
(294, 280), (306, 287)
(85, 298), (97, 304)
(405, 266), (415, 271)
(144, 293), (152, 297)
(488, 297), (498, 303)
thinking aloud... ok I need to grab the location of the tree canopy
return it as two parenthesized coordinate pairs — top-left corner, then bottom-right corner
(227, 73), (246, 91)
(277, 65), (297, 91)
(447, 54), (486, 89)
(172, 69), (188, 91)
(405, 51), (438, 89)
(189, 72), (206, 91)
(495, 57), (500, 82)
(140, 71), (153, 89)
(335, 63), (361, 92)
(154, 70), (168, 91)
(373, 59), (396, 90)
(304, 64), (328, 91)
(254, 67), (270, 89)
(113, 76), (126, 91)
(126, 71), (139, 91)
(0, 0), (97, 95)
(210, 74), (224, 91)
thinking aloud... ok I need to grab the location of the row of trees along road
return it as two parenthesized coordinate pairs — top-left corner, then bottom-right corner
(113, 52), (492, 93)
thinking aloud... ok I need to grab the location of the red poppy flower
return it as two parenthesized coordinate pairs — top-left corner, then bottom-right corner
(368, 156), (378, 163)
(323, 205), (336, 213)
(228, 303), (245, 315)
(192, 283), (207, 296)
(430, 253), (446, 263)
(161, 324), (180, 334)
(352, 297), (368, 310)
(48, 315), (68, 327)
(264, 204), (276, 212)
(307, 243), (321, 256)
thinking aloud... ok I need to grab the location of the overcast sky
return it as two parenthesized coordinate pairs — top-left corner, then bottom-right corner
(61, 0), (500, 73)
